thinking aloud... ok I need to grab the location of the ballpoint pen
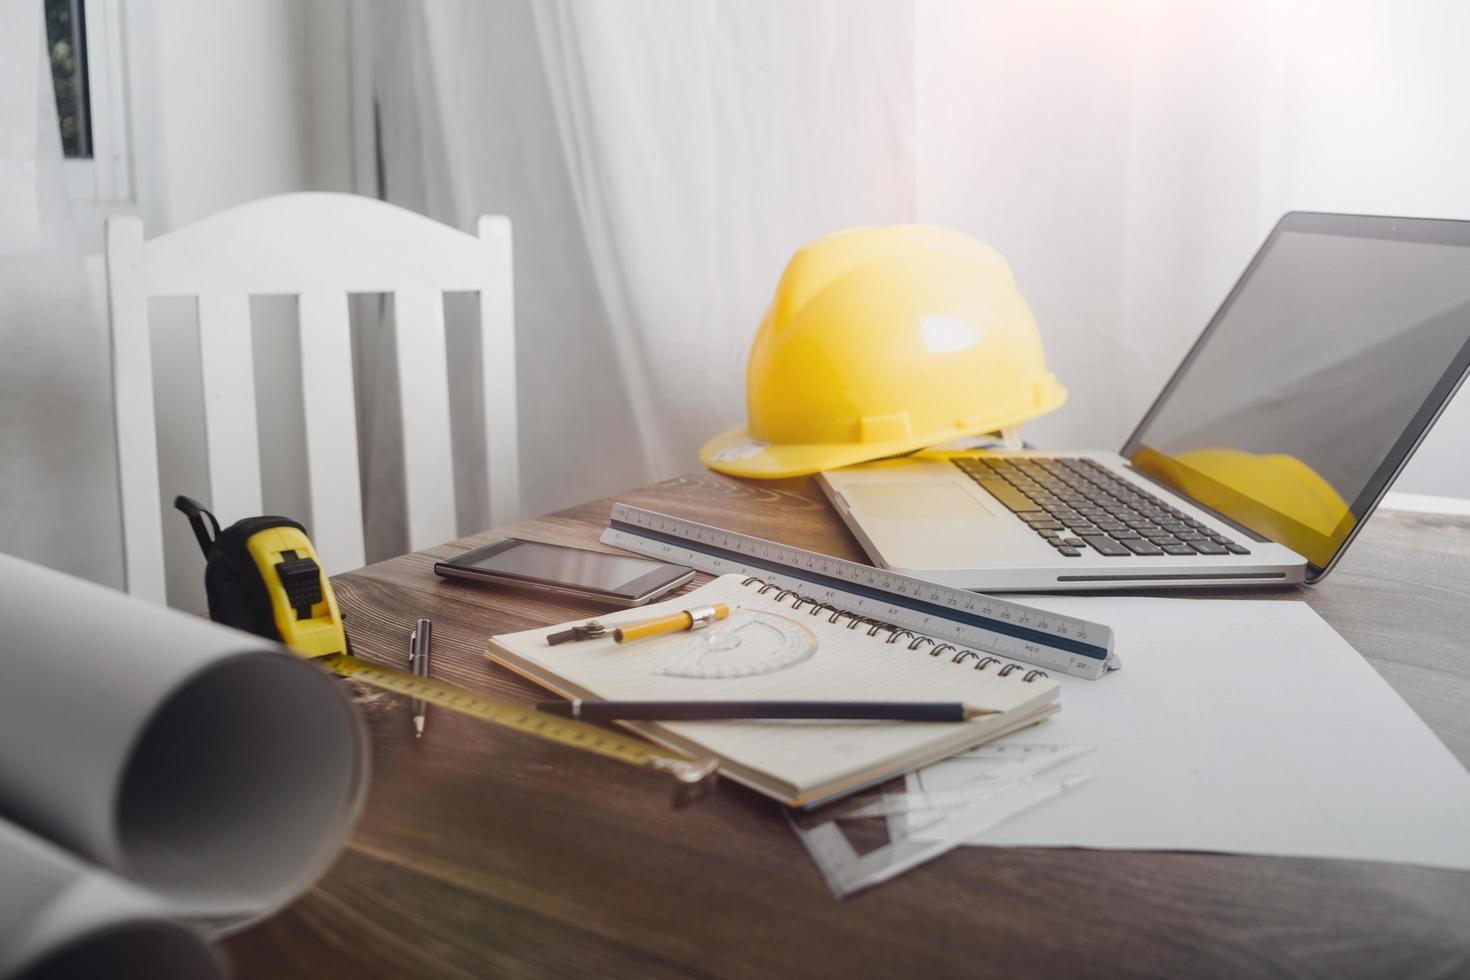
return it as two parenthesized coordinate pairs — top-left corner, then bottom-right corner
(546, 602), (731, 645)
(408, 617), (432, 737)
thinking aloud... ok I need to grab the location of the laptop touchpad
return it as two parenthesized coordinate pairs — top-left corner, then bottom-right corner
(845, 482), (994, 520)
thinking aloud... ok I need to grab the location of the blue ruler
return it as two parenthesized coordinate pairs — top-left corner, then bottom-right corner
(602, 504), (1119, 680)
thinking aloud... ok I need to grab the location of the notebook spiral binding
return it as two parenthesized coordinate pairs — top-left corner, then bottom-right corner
(738, 577), (1049, 683)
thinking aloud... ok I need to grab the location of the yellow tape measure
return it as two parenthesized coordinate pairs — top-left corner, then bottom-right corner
(314, 653), (719, 807)
(170, 500), (716, 805)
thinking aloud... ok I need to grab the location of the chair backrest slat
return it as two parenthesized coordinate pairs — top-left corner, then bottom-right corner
(393, 286), (458, 551)
(106, 217), (168, 603)
(196, 292), (264, 524)
(478, 216), (521, 527)
(298, 290), (367, 575)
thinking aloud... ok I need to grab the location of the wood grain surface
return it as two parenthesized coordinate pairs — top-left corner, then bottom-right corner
(222, 471), (1470, 979)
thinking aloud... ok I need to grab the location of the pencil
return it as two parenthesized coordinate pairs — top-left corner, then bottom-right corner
(534, 700), (997, 722)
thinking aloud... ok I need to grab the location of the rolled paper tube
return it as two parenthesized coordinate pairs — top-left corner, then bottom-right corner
(0, 554), (369, 935)
(0, 817), (220, 980)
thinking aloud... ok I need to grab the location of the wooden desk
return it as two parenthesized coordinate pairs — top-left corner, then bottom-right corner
(225, 472), (1470, 978)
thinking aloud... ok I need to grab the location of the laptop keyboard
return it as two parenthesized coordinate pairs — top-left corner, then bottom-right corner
(953, 457), (1251, 559)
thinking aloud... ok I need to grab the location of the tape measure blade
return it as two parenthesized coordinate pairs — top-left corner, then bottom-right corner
(317, 654), (694, 772)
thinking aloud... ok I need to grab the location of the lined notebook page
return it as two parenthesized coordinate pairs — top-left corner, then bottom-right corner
(488, 575), (1058, 795)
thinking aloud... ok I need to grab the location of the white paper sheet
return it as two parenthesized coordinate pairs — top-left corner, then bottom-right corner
(908, 597), (1470, 870)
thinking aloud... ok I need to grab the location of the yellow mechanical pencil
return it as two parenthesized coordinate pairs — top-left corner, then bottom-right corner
(613, 602), (730, 643)
(546, 603), (731, 646)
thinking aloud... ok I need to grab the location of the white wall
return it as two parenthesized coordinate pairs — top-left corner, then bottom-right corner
(2, 4), (124, 593)
(142, 0), (348, 227)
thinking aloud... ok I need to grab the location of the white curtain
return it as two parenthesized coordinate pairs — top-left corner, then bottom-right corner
(358, 0), (917, 529)
(360, 0), (1470, 515)
(0, 4), (122, 586)
(916, 0), (1470, 500)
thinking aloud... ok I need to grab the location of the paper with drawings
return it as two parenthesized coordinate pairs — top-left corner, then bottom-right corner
(907, 596), (1470, 870)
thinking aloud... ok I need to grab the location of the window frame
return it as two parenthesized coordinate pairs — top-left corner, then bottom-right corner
(62, 0), (134, 243)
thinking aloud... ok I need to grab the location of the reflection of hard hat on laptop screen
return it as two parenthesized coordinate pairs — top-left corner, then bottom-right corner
(701, 224), (1066, 479)
(1134, 446), (1353, 566)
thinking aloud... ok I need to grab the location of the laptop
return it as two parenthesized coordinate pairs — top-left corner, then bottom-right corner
(818, 212), (1470, 591)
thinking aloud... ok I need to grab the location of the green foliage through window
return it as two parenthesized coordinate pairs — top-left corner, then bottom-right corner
(45, 0), (91, 158)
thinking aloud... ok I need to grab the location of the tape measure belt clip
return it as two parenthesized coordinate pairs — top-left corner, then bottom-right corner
(275, 552), (325, 619)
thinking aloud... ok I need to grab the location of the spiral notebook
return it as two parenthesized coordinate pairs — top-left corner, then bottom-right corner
(485, 574), (1060, 806)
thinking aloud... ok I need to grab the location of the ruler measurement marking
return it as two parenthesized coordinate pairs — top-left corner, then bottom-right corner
(604, 505), (1115, 680)
(609, 517), (1105, 659)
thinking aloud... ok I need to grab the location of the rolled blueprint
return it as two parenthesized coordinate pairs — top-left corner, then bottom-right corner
(0, 553), (368, 946)
(0, 818), (220, 980)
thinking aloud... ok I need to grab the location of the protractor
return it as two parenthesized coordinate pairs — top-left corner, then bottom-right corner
(654, 609), (818, 680)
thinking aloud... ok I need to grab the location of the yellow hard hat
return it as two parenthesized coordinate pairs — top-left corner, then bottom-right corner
(701, 224), (1066, 478)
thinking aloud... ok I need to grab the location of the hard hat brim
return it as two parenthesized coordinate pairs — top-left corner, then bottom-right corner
(700, 424), (921, 479)
(700, 382), (1066, 479)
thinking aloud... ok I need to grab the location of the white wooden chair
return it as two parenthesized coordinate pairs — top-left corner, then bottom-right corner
(105, 192), (518, 602)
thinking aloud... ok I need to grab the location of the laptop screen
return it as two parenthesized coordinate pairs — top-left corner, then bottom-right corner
(1123, 212), (1470, 573)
